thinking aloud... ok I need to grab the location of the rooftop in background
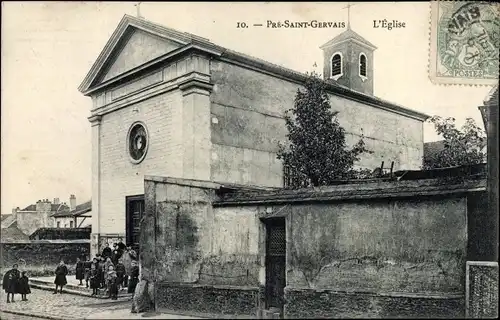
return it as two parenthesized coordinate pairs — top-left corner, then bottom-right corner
(19, 202), (70, 212)
(0, 225), (29, 242)
(214, 163), (486, 206)
(51, 200), (91, 218)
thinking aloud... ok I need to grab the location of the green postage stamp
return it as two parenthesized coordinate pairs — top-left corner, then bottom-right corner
(429, 1), (499, 85)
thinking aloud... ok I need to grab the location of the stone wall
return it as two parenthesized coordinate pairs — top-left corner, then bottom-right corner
(144, 175), (477, 318)
(0, 240), (90, 268)
(144, 176), (262, 316)
(279, 195), (467, 318)
(287, 197), (467, 293)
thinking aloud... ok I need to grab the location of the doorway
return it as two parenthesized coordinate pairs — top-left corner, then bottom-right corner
(125, 195), (144, 253)
(265, 217), (286, 313)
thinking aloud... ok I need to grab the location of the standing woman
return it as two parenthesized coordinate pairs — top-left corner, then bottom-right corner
(75, 257), (85, 285)
(3, 264), (20, 303)
(53, 260), (68, 294)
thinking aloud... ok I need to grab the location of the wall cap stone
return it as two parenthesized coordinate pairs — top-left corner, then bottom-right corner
(284, 287), (464, 300)
(156, 282), (259, 291)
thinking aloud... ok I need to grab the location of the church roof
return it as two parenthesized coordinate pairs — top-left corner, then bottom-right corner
(79, 15), (428, 121)
(320, 27), (377, 50)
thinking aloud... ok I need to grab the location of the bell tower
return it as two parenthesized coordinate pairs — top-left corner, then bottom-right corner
(320, 4), (377, 95)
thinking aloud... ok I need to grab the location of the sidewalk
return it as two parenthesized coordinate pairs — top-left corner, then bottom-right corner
(30, 276), (133, 299)
(85, 309), (204, 319)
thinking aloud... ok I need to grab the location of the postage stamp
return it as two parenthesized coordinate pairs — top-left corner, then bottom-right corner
(429, 1), (500, 85)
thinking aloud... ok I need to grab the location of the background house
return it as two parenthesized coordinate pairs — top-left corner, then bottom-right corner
(5, 198), (69, 236)
(51, 198), (92, 229)
(1, 195), (90, 238)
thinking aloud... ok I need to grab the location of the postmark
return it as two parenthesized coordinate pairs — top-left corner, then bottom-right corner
(429, 1), (499, 85)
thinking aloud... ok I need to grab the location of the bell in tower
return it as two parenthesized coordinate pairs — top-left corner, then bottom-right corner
(320, 4), (377, 95)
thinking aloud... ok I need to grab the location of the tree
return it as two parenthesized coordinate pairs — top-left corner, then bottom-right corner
(423, 115), (486, 169)
(277, 72), (371, 188)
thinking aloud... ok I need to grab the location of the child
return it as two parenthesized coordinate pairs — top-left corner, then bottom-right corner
(128, 260), (139, 294)
(90, 263), (100, 296)
(106, 265), (118, 300)
(98, 256), (106, 289)
(103, 257), (114, 292)
(75, 257), (85, 285)
(18, 271), (31, 301)
(53, 260), (68, 294)
(115, 259), (126, 291)
(84, 256), (92, 288)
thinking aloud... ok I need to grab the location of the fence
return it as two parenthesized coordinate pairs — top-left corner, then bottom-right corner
(466, 261), (498, 318)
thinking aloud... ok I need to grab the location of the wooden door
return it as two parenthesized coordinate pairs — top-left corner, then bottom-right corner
(265, 218), (286, 311)
(126, 195), (144, 253)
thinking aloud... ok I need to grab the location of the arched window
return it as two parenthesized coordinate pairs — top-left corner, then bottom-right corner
(359, 53), (367, 77)
(330, 52), (343, 79)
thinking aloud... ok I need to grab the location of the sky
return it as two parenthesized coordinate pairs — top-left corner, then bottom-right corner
(1, 1), (494, 215)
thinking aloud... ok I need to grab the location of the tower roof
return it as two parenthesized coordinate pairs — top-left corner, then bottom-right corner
(320, 28), (377, 50)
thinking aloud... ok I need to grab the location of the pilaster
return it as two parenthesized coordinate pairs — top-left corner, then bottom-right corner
(89, 114), (102, 257)
(179, 78), (213, 181)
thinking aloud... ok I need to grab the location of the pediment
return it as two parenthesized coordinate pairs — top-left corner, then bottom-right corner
(94, 27), (185, 85)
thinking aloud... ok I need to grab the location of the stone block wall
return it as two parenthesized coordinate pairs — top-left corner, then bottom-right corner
(144, 176), (263, 316)
(0, 240), (90, 268)
(209, 60), (424, 188)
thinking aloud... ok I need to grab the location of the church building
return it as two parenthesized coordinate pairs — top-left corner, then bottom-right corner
(78, 15), (428, 255)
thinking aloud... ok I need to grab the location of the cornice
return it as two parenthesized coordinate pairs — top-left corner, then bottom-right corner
(88, 115), (102, 125)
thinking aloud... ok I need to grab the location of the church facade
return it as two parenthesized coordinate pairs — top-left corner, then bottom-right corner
(79, 15), (428, 255)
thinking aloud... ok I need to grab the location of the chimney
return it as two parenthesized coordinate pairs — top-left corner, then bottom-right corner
(53, 198), (60, 205)
(70, 195), (76, 211)
(12, 207), (18, 214)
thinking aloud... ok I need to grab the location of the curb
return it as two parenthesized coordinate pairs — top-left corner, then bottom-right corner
(1, 309), (69, 320)
(30, 283), (133, 300)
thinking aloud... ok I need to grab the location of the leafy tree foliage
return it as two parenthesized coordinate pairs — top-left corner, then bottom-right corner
(424, 116), (486, 169)
(277, 72), (371, 188)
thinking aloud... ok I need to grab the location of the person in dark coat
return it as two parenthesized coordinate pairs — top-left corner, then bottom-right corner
(75, 257), (85, 285)
(83, 256), (92, 288)
(89, 263), (100, 296)
(101, 243), (112, 259)
(117, 240), (126, 252)
(111, 243), (124, 265)
(53, 260), (68, 294)
(128, 260), (139, 294)
(115, 258), (126, 290)
(3, 264), (20, 303)
(98, 256), (106, 289)
(17, 271), (31, 301)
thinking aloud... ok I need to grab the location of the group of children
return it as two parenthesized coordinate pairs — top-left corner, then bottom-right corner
(2, 264), (31, 303)
(77, 242), (139, 299)
(2, 243), (139, 303)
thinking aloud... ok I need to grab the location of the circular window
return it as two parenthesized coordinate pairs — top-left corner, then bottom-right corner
(127, 122), (149, 164)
